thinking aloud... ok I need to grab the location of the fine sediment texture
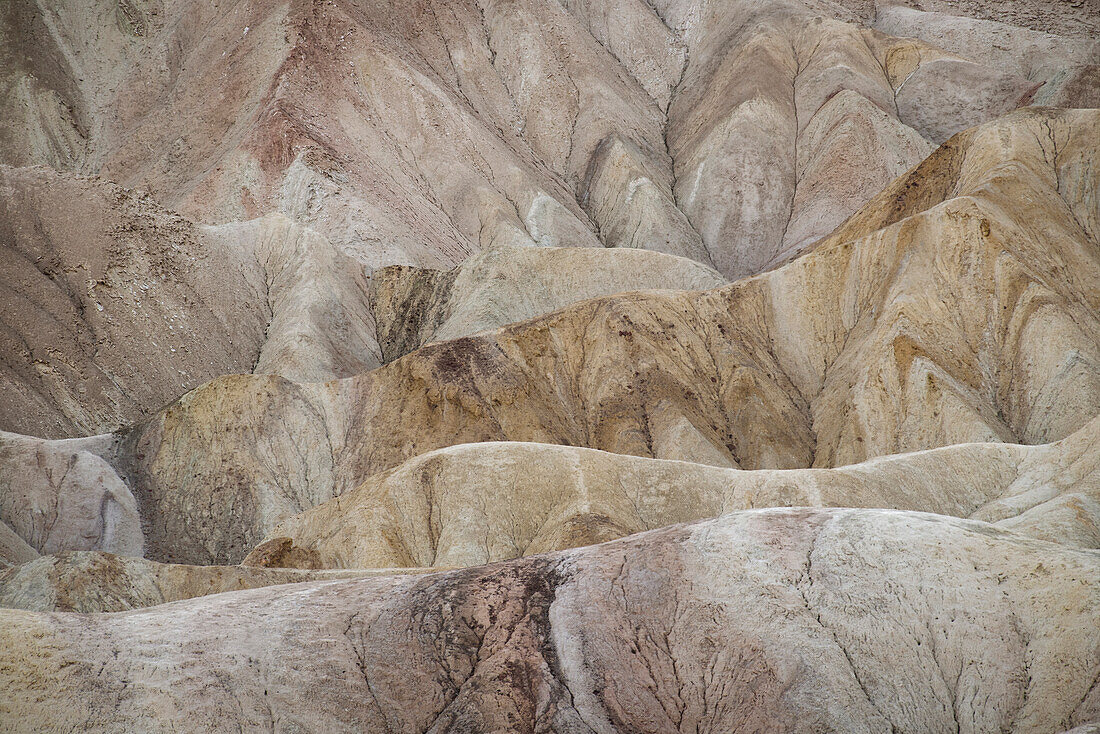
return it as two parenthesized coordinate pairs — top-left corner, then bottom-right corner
(1, 0), (1099, 731)
(2, 509), (1098, 732)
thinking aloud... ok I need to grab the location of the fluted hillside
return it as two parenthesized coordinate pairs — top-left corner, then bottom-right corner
(1, 0), (1098, 731)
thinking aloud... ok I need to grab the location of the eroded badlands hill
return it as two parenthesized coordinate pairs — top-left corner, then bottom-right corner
(3, 412), (1098, 599)
(3, 509), (1099, 732)
(244, 415), (1100, 571)
(2, 0), (1099, 731)
(0, 109), (1096, 573)
(3, 0), (1095, 280)
(0, 164), (723, 437)
(4, 109), (1091, 567)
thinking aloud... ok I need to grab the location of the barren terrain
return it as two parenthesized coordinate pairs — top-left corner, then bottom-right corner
(2, 0), (1099, 731)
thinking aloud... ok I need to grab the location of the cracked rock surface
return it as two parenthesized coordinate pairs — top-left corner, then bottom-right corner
(2, 509), (1098, 732)
(1, 0), (1099, 730)
(4, 109), (1093, 568)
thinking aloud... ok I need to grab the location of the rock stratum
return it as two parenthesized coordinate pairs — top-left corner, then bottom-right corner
(4, 509), (1100, 732)
(1, 0), (1099, 731)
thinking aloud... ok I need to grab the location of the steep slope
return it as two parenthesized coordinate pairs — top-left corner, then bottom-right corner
(874, 0), (1100, 39)
(371, 243), (727, 362)
(0, 166), (268, 437)
(0, 166), (386, 436)
(872, 5), (1099, 109)
(2, 0), (1077, 279)
(0, 164), (729, 436)
(214, 213), (382, 382)
(57, 109), (1096, 561)
(1, 1), (1099, 728)
(0, 523), (36, 568)
(2, 508), (1097, 732)
(5, 114), (1097, 571)
(650, 0), (1045, 276)
(0, 431), (142, 562)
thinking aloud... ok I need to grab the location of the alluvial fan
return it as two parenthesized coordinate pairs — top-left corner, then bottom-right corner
(1, 0), (1099, 731)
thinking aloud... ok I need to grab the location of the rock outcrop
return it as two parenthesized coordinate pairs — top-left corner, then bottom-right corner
(0, 166), (268, 437)
(2, 0), (1082, 278)
(3, 109), (1097, 567)
(0, 431), (141, 562)
(44, 109), (1094, 567)
(2, 509), (1097, 732)
(872, 5), (1099, 109)
(0, 167), (383, 436)
(0, 551), (398, 613)
(0, 165), (727, 436)
(244, 414), (1100, 571)
(8, 410), (1096, 574)
(2, 0), (1098, 730)
(371, 244), (727, 362)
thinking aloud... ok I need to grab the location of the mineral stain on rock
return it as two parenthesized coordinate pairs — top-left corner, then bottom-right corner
(0, 0), (1098, 731)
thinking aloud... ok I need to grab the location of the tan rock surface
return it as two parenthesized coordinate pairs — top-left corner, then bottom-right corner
(872, 5), (1100, 109)
(875, 0), (1100, 39)
(2, 508), (1097, 732)
(658, 1), (1043, 277)
(0, 2), (88, 171)
(2, 0), (1076, 279)
(0, 168), (383, 436)
(6, 402), (1091, 589)
(0, 431), (142, 558)
(779, 89), (934, 264)
(0, 165), (732, 436)
(890, 51), (1040, 145)
(6, 109), (1090, 563)
(0, 165), (268, 437)
(211, 213), (382, 381)
(580, 134), (716, 265)
(77, 109), (1100, 567)
(0, 551), (427, 613)
(0, 522), (37, 568)
(372, 243), (727, 362)
(1, 1), (1098, 728)
(246, 414), (1100, 570)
